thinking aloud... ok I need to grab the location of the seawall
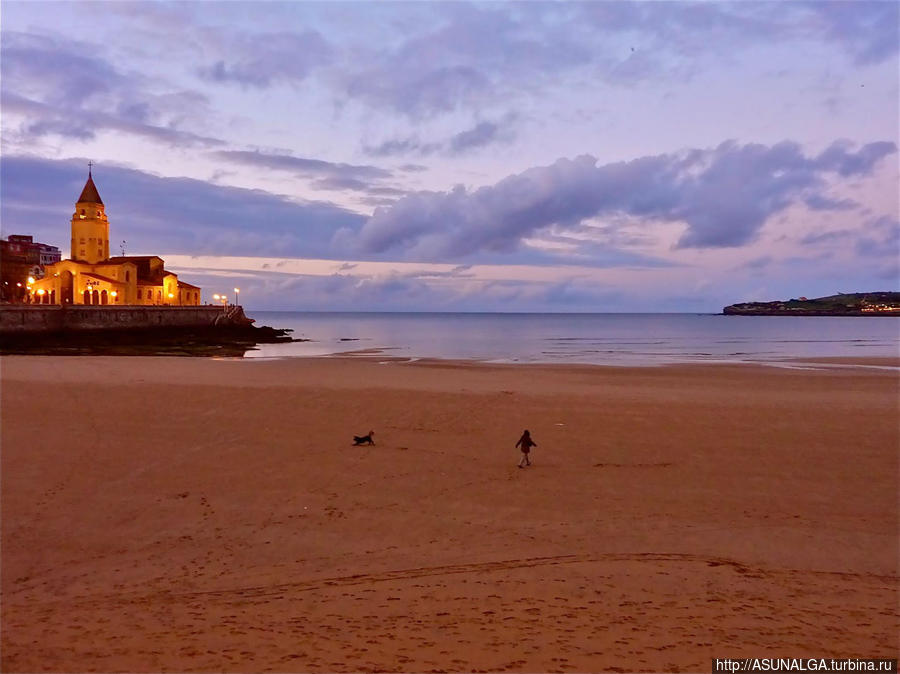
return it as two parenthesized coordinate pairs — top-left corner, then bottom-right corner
(0, 305), (251, 334)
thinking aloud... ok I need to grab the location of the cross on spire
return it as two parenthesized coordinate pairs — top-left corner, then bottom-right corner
(88, 160), (94, 176)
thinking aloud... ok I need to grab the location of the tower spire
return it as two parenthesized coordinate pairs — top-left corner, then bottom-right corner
(77, 165), (103, 205)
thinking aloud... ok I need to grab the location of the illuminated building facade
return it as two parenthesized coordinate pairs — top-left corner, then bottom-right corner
(29, 169), (201, 306)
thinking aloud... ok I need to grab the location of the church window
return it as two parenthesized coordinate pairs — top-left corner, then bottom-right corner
(80, 249), (86, 257)
(137, 289), (142, 299)
(125, 271), (130, 282)
(97, 249), (102, 257)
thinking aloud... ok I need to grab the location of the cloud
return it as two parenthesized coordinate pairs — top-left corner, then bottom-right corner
(365, 137), (441, 159)
(803, 194), (857, 211)
(805, 1), (899, 66)
(2, 92), (223, 148)
(352, 140), (897, 259)
(182, 267), (627, 313)
(198, 31), (333, 87)
(448, 118), (514, 154)
(855, 215), (900, 258)
(1, 32), (221, 147)
(339, 4), (591, 117)
(335, 2), (898, 119)
(212, 149), (408, 202)
(364, 115), (516, 158)
(0, 155), (365, 259)
(213, 149), (390, 182)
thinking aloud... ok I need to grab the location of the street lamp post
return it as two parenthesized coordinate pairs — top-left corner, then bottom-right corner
(234, 287), (240, 306)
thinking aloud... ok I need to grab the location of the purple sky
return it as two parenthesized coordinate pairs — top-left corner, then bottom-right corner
(2, 1), (897, 311)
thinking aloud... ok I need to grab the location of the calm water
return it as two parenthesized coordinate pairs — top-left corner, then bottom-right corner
(243, 312), (900, 367)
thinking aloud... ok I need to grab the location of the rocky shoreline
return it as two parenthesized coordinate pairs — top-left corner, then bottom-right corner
(0, 323), (295, 357)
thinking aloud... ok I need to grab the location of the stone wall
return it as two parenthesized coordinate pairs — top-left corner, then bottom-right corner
(0, 305), (250, 333)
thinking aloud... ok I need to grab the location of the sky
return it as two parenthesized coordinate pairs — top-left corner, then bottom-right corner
(1, 1), (898, 312)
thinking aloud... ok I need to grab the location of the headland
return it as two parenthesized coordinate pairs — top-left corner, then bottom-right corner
(724, 291), (900, 316)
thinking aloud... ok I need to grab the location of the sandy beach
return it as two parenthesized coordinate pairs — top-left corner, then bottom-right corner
(1, 355), (897, 672)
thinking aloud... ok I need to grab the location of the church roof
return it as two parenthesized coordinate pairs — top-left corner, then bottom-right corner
(77, 171), (104, 205)
(97, 256), (162, 264)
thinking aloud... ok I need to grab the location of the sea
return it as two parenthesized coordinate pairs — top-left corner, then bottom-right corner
(244, 312), (900, 367)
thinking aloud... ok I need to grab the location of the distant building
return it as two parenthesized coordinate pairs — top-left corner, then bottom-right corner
(0, 235), (62, 302)
(4, 235), (62, 267)
(29, 168), (201, 306)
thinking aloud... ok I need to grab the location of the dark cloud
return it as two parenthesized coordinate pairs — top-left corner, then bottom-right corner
(198, 31), (333, 87)
(1, 32), (127, 106)
(799, 229), (854, 245)
(803, 194), (857, 211)
(213, 150), (406, 202)
(364, 137), (441, 158)
(214, 150), (390, 181)
(364, 116), (516, 158)
(0, 156), (365, 259)
(741, 256), (773, 270)
(2, 91), (223, 148)
(448, 119), (512, 154)
(352, 140), (896, 259)
(804, 1), (899, 66)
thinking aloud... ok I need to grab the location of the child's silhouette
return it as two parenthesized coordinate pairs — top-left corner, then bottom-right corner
(516, 429), (537, 468)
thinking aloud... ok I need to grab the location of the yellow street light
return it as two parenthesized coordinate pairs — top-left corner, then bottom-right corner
(234, 287), (240, 305)
(27, 276), (35, 285)
(167, 293), (174, 298)
(37, 289), (45, 295)
(110, 291), (118, 298)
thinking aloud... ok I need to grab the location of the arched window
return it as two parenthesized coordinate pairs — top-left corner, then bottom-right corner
(125, 271), (130, 282)
(83, 289), (91, 304)
(101, 290), (108, 305)
(92, 290), (99, 304)
(137, 289), (142, 299)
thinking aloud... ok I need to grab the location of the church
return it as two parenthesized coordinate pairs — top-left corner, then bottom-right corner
(30, 168), (201, 306)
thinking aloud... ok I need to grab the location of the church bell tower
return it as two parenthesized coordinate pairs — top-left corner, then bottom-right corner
(70, 165), (109, 263)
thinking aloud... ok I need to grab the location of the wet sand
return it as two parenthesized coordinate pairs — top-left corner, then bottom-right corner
(2, 356), (897, 672)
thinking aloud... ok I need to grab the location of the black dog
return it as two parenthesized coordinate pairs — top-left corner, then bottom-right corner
(352, 430), (375, 446)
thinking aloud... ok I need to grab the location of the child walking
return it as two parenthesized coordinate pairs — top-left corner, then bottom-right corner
(516, 429), (537, 468)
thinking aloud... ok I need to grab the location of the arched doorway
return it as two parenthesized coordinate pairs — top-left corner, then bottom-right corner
(61, 271), (73, 304)
(92, 290), (100, 304)
(83, 289), (91, 304)
(101, 289), (108, 305)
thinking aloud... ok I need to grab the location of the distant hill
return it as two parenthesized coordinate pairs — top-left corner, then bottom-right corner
(723, 292), (900, 316)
